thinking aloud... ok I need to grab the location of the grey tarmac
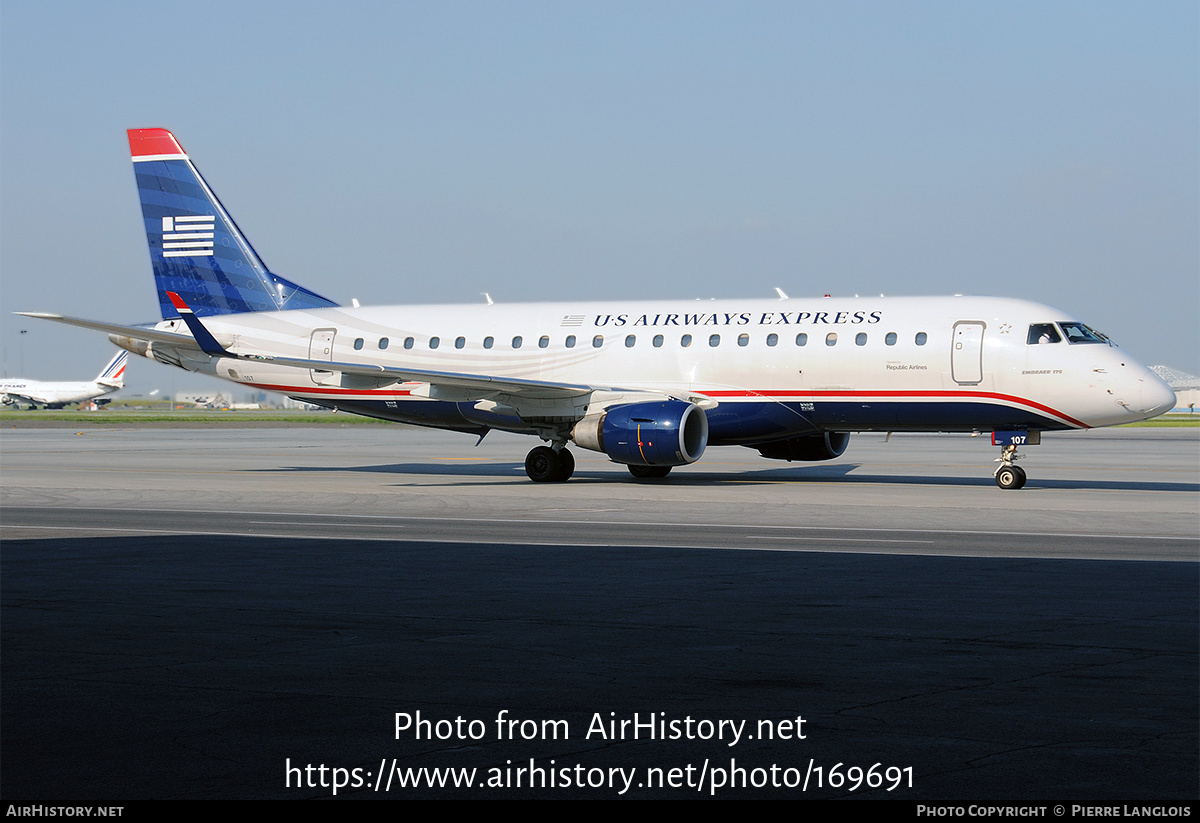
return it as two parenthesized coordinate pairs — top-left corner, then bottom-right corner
(1, 426), (1196, 798)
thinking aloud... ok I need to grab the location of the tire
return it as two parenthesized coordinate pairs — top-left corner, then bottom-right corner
(554, 449), (575, 482)
(628, 464), (671, 479)
(995, 466), (1022, 490)
(525, 446), (560, 482)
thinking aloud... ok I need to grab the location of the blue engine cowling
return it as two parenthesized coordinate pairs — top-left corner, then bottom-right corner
(755, 432), (850, 462)
(572, 400), (708, 466)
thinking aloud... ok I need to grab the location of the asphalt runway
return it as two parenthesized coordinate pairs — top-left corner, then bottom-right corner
(2, 425), (1197, 799)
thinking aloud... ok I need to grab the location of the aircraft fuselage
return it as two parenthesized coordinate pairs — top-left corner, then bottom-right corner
(124, 294), (1174, 444)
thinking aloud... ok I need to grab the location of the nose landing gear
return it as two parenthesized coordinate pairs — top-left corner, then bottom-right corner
(990, 430), (1040, 490)
(994, 452), (1027, 490)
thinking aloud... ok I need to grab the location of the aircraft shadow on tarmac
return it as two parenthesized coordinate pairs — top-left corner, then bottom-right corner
(262, 462), (1200, 493)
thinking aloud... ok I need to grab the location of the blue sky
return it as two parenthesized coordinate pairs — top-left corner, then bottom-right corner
(2, 0), (1196, 392)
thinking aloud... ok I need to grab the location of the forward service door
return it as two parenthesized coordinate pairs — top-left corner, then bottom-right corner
(951, 321), (985, 385)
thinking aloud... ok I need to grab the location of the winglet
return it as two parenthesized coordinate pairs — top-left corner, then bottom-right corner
(167, 292), (232, 356)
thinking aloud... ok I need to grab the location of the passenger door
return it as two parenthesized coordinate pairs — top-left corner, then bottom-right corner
(951, 321), (985, 385)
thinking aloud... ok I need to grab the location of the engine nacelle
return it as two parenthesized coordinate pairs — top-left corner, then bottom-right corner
(572, 400), (708, 466)
(756, 432), (850, 462)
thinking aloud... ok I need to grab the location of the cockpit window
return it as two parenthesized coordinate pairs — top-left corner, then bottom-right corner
(1058, 322), (1110, 344)
(1027, 323), (1061, 344)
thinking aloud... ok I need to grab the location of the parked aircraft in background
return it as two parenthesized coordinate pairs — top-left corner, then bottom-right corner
(0, 351), (127, 409)
(18, 129), (1176, 487)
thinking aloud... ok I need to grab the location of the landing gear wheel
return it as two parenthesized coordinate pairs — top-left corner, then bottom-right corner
(995, 465), (1026, 490)
(554, 449), (575, 482)
(993, 441), (1029, 490)
(628, 464), (672, 479)
(525, 446), (559, 483)
(525, 446), (574, 483)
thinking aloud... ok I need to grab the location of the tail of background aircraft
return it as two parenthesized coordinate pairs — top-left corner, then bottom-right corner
(127, 128), (339, 320)
(94, 351), (128, 388)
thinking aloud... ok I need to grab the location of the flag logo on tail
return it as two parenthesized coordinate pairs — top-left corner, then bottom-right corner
(162, 215), (215, 257)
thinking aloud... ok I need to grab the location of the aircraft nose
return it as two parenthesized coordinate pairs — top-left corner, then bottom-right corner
(1142, 371), (1177, 418)
(1106, 363), (1176, 424)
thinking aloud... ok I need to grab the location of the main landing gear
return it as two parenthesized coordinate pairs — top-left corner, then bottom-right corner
(525, 445), (575, 483)
(993, 444), (1027, 490)
(628, 465), (671, 479)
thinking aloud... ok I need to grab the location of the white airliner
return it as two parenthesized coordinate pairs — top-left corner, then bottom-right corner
(18, 129), (1176, 488)
(0, 350), (127, 409)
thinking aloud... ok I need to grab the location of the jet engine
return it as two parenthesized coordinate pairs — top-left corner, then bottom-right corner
(756, 432), (850, 462)
(572, 400), (708, 466)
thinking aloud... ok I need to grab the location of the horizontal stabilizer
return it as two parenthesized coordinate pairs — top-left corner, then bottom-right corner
(14, 312), (204, 350)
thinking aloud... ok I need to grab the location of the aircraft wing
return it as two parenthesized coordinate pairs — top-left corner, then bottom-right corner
(16, 310), (681, 402)
(255, 354), (610, 397)
(1, 390), (46, 406)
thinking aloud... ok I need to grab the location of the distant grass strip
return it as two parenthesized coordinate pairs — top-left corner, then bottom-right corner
(1118, 414), (1200, 427)
(0, 409), (395, 426)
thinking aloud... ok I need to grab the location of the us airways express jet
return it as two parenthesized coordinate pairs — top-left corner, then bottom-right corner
(0, 350), (127, 409)
(18, 129), (1176, 488)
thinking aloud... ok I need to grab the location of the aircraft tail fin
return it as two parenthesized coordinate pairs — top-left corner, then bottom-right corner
(95, 351), (128, 388)
(128, 128), (339, 319)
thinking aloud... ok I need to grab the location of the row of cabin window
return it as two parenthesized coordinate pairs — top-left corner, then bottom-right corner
(352, 331), (930, 351)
